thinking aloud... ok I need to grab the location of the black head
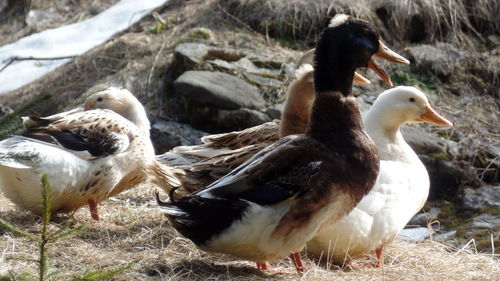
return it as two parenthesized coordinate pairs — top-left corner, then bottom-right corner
(314, 15), (381, 94)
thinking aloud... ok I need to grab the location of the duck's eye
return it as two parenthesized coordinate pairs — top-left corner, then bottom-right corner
(97, 97), (103, 102)
(409, 97), (415, 102)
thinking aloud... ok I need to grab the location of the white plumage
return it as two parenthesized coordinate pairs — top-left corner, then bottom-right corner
(306, 86), (453, 265)
(0, 88), (180, 220)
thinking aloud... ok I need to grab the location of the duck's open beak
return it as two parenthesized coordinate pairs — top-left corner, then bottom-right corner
(354, 72), (371, 84)
(368, 41), (410, 86)
(419, 106), (453, 127)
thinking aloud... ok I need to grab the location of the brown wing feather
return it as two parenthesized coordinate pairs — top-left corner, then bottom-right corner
(23, 109), (137, 158)
(200, 120), (280, 149)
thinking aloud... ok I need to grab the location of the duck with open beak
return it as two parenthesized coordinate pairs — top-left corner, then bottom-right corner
(367, 40), (410, 86)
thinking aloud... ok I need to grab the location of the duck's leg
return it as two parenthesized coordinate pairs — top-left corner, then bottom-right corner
(289, 252), (305, 274)
(375, 246), (384, 267)
(87, 199), (100, 221)
(256, 262), (269, 270)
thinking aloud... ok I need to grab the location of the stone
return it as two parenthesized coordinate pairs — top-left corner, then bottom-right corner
(401, 126), (449, 155)
(243, 73), (282, 88)
(397, 227), (431, 242)
(171, 43), (210, 78)
(470, 213), (500, 229)
(265, 102), (284, 120)
(0, 0), (7, 13)
(409, 207), (441, 226)
(174, 70), (265, 110)
(433, 230), (457, 243)
(462, 185), (500, 210)
(405, 43), (465, 77)
(216, 108), (271, 131)
(150, 119), (207, 153)
(0, 104), (12, 117)
(25, 9), (63, 28)
(420, 155), (472, 200)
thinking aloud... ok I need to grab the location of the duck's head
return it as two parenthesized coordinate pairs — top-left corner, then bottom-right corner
(368, 86), (453, 130)
(84, 87), (151, 136)
(314, 14), (409, 94)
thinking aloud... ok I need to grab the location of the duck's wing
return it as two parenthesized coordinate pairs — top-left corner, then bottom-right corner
(198, 136), (324, 206)
(22, 106), (83, 128)
(200, 120), (280, 149)
(176, 143), (268, 193)
(23, 109), (136, 160)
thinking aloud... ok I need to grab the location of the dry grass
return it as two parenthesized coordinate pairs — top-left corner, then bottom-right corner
(217, 0), (499, 49)
(1, 186), (498, 280)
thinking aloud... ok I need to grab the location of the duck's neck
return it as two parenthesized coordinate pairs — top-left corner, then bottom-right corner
(306, 93), (365, 146)
(125, 105), (151, 138)
(307, 33), (362, 145)
(279, 72), (315, 137)
(313, 30), (357, 95)
(364, 108), (404, 145)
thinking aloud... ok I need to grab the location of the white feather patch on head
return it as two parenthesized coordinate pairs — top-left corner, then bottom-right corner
(295, 64), (314, 81)
(329, 14), (350, 28)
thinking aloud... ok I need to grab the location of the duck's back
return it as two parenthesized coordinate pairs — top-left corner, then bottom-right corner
(0, 136), (93, 212)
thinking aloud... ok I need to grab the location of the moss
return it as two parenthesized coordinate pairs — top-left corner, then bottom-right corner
(391, 71), (438, 100)
(188, 28), (213, 40)
(431, 152), (452, 161)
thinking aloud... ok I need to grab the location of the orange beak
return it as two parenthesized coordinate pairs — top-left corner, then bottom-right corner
(368, 40), (410, 86)
(419, 106), (453, 127)
(354, 72), (371, 84)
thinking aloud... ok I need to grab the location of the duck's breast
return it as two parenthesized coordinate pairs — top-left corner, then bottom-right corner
(307, 158), (430, 261)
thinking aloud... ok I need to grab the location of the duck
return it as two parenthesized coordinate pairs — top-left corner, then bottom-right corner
(156, 14), (409, 274)
(306, 86), (453, 266)
(0, 88), (180, 220)
(157, 53), (376, 193)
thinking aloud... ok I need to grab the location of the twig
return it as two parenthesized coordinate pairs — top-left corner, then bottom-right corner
(3, 55), (77, 62)
(0, 55), (77, 74)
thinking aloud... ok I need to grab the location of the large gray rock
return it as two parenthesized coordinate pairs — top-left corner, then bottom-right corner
(150, 119), (207, 153)
(405, 43), (465, 77)
(462, 185), (500, 210)
(174, 71), (265, 110)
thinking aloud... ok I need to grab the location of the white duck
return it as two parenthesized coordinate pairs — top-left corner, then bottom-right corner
(0, 88), (180, 220)
(306, 86), (453, 266)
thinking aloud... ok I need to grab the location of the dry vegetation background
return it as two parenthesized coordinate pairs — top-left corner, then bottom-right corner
(0, 0), (499, 280)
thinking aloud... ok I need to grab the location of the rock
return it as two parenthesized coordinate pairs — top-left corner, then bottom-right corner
(216, 108), (271, 131)
(174, 70), (265, 110)
(0, 0), (7, 13)
(25, 9), (62, 28)
(405, 43), (465, 78)
(150, 119), (207, 153)
(462, 185), (500, 210)
(409, 207), (441, 226)
(265, 103), (284, 119)
(397, 227), (431, 242)
(420, 155), (473, 200)
(171, 43), (210, 78)
(186, 106), (271, 133)
(401, 126), (449, 155)
(433, 230), (457, 243)
(470, 213), (500, 228)
(0, 104), (12, 117)
(243, 73), (282, 88)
